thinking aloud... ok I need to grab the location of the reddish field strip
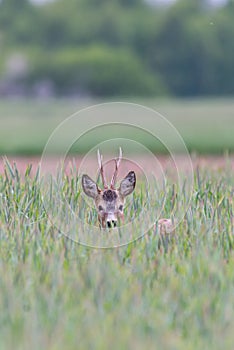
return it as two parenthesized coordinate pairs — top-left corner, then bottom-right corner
(0, 155), (233, 178)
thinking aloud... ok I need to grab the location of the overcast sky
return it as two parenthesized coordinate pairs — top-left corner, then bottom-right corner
(146, 0), (228, 5)
(31, 0), (228, 5)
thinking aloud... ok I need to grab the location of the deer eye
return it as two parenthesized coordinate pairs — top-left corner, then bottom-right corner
(98, 205), (104, 211)
(119, 205), (123, 211)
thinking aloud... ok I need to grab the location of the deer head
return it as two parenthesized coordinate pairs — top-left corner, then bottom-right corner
(82, 148), (136, 228)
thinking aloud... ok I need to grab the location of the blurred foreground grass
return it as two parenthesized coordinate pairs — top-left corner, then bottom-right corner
(0, 98), (233, 154)
(0, 159), (233, 349)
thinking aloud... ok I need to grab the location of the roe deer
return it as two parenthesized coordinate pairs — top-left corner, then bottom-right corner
(82, 148), (136, 228)
(82, 148), (175, 234)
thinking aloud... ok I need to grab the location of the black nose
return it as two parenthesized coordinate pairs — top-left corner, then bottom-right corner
(107, 220), (117, 228)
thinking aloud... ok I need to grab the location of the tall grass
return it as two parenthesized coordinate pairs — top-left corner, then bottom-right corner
(0, 159), (233, 350)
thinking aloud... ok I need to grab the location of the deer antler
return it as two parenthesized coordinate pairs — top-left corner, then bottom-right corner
(110, 147), (122, 189)
(97, 149), (108, 189)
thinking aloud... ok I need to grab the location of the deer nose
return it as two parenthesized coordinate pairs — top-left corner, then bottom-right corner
(106, 220), (117, 228)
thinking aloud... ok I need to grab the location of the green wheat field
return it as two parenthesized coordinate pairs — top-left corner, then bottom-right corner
(0, 155), (233, 350)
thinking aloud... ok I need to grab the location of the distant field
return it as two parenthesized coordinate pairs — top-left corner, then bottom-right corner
(0, 98), (234, 155)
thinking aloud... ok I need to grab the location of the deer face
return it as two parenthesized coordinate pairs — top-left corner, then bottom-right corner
(82, 149), (136, 228)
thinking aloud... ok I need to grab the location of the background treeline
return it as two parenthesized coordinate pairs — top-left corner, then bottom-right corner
(0, 0), (234, 97)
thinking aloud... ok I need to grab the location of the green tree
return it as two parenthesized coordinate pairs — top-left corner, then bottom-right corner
(27, 46), (165, 96)
(1, 0), (234, 96)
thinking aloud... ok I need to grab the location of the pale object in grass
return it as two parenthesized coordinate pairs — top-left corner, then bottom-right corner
(157, 218), (177, 235)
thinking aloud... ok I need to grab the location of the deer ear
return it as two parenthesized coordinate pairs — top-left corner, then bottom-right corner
(82, 175), (99, 199)
(119, 171), (136, 197)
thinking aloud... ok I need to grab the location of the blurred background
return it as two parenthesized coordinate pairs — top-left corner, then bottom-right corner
(0, 0), (234, 156)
